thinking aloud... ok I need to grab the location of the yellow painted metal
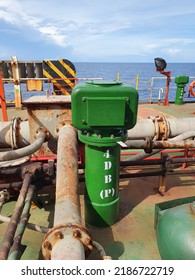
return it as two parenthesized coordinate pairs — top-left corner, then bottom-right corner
(43, 59), (76, 95)
(135, 74), (139, 90)
(11, 56), (22, 109)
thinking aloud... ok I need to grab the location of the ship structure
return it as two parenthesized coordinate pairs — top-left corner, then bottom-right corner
(0, 57), (194, 260)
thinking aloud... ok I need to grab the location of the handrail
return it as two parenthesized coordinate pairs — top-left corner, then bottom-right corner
(1, 75), (195, 108)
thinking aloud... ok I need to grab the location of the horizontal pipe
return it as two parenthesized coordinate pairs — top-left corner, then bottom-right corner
(125, 139), (195, 149)
(0, 214), (49, 233)
(128, 118), (195, 140)
(0, 120), (30, 148)
(125, 131), (195, 161)
(0, 128), (46, 162)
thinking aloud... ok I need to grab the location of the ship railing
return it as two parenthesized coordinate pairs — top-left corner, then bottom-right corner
(1, 77), (103, 109)
(1, 75), (195, 109)
(126, 75), (195, 103)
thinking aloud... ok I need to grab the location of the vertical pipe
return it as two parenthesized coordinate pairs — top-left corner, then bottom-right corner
(0, 72), (8, 121)
(85, 145), (120, 227)
(0, 173), (32, 260)
(51, 125), (85, 260)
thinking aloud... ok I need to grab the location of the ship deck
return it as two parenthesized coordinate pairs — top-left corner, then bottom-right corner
(0, 101), (195, 260)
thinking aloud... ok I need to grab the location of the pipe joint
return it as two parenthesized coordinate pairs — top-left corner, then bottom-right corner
(42, 223), (93, 260)
(149, 115), (170, 140)
(10, 117), (22, 149)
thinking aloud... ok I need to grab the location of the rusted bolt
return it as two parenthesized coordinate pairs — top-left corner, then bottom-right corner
(84, 237), (92, 246)
(54, 231), (63, 239)
(73, 229), (82, 238)
(43, 241), (52, 250)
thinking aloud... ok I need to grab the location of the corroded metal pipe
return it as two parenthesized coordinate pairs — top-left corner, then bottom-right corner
(8, 185), (35, 260)
(0, 172), (32, 260)
(126, 131), (195, 150)
(125, 139), (195, 149)
(54, 125), (81, 226)
(45, 125), (85, 260)
(0, 128), (46, 162)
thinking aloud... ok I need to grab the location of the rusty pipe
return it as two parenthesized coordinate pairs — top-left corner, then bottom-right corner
(125, 131), (195, 161)
(125, 139), (195, 149)
(0, 128), (46, 162)
(43, 125), (85, 260)
(0, 172), (32, 260)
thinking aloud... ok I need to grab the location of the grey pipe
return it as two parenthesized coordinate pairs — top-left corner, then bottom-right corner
(125, 131), (195, 161)
(128, 117), (195, 140)
(0, 214), (49, 233)
(125, 131), (195, 150)
(0, 128), (46, 162)
(0, 120), (30, 148)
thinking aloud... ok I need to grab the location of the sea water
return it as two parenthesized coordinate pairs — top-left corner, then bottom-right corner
(3, 62), (195, 103)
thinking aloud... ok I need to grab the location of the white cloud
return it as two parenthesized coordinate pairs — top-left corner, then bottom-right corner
(165, 48), (182, 56)
(0, 0), (195, 61)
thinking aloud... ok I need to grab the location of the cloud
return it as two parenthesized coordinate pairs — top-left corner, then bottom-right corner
(165, 48), (182, 56)
(0, 0), (195, 61)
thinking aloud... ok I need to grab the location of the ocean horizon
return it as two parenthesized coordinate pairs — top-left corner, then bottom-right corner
(3, 62), (195, 103)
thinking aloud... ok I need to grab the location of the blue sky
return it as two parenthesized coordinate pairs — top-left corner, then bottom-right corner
(0, 0), (195, 62)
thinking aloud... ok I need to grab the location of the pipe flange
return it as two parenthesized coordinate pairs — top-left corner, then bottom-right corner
(10, 117), (21, 149)
(149, 115), (170, 141)
(156, 115), (170, 140)
(42, 223), (93, 260)
(149, 115), (159, 141)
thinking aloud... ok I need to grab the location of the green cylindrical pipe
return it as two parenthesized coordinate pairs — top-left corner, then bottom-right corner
(85, 144), (120, 227)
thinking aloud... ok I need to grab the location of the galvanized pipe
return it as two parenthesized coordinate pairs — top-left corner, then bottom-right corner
(0, 172), (32, 260)
(51, 125), (85, 260)
(0, 128), (46, 162)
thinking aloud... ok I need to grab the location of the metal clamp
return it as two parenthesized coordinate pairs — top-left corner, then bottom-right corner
(42, 223), (93, 260)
